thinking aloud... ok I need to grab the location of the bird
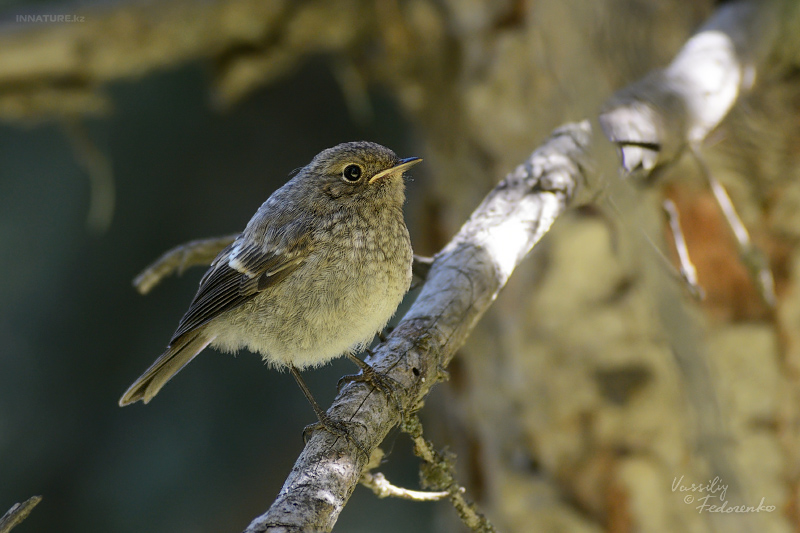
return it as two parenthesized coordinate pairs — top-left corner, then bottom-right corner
(119, 141), (420, 438)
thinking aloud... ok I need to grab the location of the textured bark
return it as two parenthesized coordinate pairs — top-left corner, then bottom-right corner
(0, 496), (41, 533)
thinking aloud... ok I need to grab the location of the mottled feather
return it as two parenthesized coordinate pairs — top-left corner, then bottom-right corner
(170, 240), (307, 343)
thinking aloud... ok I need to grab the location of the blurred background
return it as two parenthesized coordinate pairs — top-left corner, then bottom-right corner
(2, 1), (800, 532)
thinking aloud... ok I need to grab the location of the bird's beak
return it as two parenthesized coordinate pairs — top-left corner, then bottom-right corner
(369, 157), (422, 184)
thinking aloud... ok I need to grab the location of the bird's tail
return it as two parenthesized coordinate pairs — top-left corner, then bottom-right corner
(119, 331), (214, 406)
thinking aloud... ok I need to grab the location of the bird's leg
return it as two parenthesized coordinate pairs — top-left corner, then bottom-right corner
(290, 365), (368, 457)
(338, 351), (404, 415)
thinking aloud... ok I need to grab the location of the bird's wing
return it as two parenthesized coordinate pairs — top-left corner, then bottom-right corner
(169, 238), (308, 343)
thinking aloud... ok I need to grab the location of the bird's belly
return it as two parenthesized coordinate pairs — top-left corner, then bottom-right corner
(208, 252), (411, 369)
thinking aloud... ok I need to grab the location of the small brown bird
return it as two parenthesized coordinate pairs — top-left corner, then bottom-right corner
(120, 141), (420, 433)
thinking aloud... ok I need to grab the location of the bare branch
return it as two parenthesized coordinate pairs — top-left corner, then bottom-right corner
(662, 198), (705, 300)
(0, 496), (41, 533)
(132, 234), (238, 294)
(0, 0), (370, 121)
(599, 1), (770, 173)
(360, 472), (449, 502)
(691, 148), (777, 308)
(135, 238), (436, 297)
(402, 414), (496, 532)
(607, 195), (704, 301)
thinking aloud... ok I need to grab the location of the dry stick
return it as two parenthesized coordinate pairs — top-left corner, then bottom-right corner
(401, 414), (496, 533)
(62, 119), (115, 233)
(690, 147), (777, 309)
(599, 1), (765, 173)
(360, 472), (449, 502)
(242, 122), (591, 532)
(132, 234), (238, 295)
(662, 198), (705, 300)
(606, 195), (704, 301)
(0, 496), (41, 533)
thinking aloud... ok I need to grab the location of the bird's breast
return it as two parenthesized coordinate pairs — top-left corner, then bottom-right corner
(211, 208), (412, 369)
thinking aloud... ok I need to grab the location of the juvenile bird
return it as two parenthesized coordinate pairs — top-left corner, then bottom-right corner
(120, 141), (420, 437)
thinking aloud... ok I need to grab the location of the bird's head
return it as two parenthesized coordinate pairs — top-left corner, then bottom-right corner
(302, 141), (421, 208)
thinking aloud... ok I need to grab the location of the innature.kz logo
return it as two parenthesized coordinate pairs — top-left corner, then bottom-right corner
(17, 14), (85, 23)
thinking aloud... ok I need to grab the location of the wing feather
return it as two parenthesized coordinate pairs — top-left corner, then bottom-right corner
(169, 239), (306, 343)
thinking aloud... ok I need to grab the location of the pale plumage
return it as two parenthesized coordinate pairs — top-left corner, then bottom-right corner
(120, 141), (419, 406)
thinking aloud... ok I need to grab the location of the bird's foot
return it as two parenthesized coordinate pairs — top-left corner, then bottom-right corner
(302, 413), (369, 457)
(339, 352), (404, 415)
(290, 364), (369, 457)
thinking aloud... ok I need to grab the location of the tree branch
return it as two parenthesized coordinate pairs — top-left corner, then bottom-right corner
(0, 0), (378, 121)
(134, 240), (434, 296)
(359, 472), (449, 502)
(132, 234), (238, 294)
(0, 496), (41, 533)
(598, 0), (775, 173)
(401, 414), (496, 532)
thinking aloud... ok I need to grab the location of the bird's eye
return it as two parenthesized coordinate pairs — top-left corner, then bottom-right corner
(342, 164), (362, 182)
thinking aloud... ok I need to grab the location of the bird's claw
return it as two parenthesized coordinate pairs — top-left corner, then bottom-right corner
(339, 354), (405, 416)
(302, 413), (369, 457)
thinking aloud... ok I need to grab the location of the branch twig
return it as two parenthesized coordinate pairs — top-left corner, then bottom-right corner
(402, 414), (496, 532)
(0, 496), (41, 533)
(132, 234), (238, 294)
(662, 198), (705, 300)
(599, 1), (766, 173)
(690, 147), (777, 308)
(360, 472), (449, 502)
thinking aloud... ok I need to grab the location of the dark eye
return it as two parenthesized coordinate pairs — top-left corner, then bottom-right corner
(342, 164), (362, 182)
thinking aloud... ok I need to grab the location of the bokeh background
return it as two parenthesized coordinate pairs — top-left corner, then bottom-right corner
(3, 1), (800, 532)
